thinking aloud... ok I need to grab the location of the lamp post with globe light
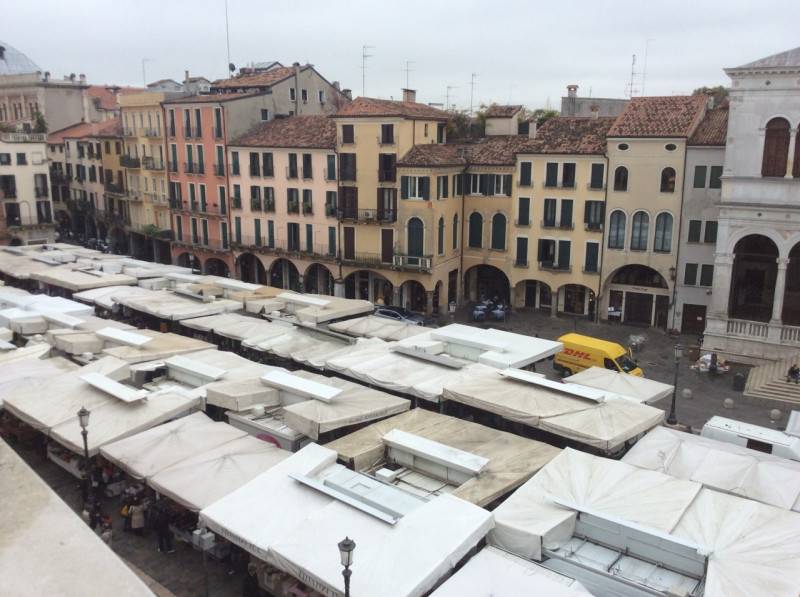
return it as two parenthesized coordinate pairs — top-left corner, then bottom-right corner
(77, 406), (91, 503)
(338, 536), (356, 597)
(667, 344), (683, 425)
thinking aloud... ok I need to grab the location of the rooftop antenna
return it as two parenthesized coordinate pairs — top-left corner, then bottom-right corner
(469, 73), (477, 116)
(404, 61), (414, 89)
(361, 45), (374, 97)
(626, 54), (639, 98)
(225, 0), (232, 78)
(445, 85), (458, 110)
(141, 58), (151, 87)
(642, 38), (653, 95)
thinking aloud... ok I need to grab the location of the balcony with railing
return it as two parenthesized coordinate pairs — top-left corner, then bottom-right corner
(231, 195), (242, 209)
(169, 197), (184, 210)
(184, 162), (199, 174)
(378, 168), (396, 183)
(121, 155), (141, 168)
(231, 236), (336, 260)
(122, 128), (136, 137)
(34, 186), (49, 199)
(168, 160), (179, 173)
(0, 185), (17, 199)
(340, 252), (385, 268)
(287, 199), (300, 214)
(144, 128), (161, 138)
(338, 207), (397, 223)
(142, 156), (164, 171)
(393, 253), (432, 272)
(539, 261), (572, 273)
(302, 201), (313, 215)
(213, 163), (225, 177)
(50, 172), (67, 185)
(105, 181), (126, 195)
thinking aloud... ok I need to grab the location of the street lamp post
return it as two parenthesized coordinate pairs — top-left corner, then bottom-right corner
(77, 406), (91, 504)
(338, 536), (356, 597)
(667, 343), (683, 426)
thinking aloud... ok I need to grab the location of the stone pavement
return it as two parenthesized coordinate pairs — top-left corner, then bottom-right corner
(447, 306), (794, 431)
(9, 441), (243, 597)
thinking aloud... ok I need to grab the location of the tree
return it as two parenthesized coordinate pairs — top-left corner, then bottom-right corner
(33, 111), (48, 133)
(446, 109), (473, 140)
(692, 85), (729, 107)
(531, 108), (559, 126)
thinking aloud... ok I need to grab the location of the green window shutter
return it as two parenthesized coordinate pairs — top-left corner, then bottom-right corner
(234, 217), (241, 243)
(400, 176), (409, 199)
(421, 176), (430, 200)
(268, 220), (274, 248)
(503, 174), (512, 196)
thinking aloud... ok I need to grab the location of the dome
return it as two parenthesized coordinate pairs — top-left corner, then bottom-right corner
(0, 41), (42, 76)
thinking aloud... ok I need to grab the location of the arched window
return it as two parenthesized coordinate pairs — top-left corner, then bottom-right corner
(452, 214), (459, 249)
(407, 217), (423, 257)
(437, 217), (445, 255)
(762, 117), (790, 177)
(795, 126), (800, 178)
(653, 213), (673, 252)
(468, 213), (483, 248)
(608, 210), (626, 249)
(630, 212), (649, 250)
(660, 167), (676, 193)
(613, 166), (628, 191)
(491, 213), (506, 250)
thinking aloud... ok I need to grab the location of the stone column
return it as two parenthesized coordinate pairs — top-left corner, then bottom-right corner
(392, 285), (401, 307)
(709, 252), (734, 317)
(786, 129), (797, 179)
(425, 291), (434, 316)
(333, 278), (345, 298)
(771, 258), (789, 323)
(468, 270), (477, 301)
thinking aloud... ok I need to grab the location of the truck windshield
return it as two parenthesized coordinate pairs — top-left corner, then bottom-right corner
(616, 355), (638, 373)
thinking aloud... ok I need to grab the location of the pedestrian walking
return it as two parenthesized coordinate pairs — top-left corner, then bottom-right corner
(154, 504), (175, 553)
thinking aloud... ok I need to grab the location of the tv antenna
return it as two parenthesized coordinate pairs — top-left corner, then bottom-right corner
(445, 85), (458, 110)
(626, 54), (640, 98)
(361, 45), (374, 96)
(642, 38), (653, 95)
(469, 73), (477, 115)
(141, 58), (151, 88)
(404, 61), (414, 89)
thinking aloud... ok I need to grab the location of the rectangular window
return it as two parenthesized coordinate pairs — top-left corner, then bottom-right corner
(543, 198), (557, 227)
(584, 242), (599, 273)
(380, 124), (394, 144)
(234, 216), (242, 244)
(584, 200), (604, 229)
(453, 174), (463, 196)
(305, 223), (313, 252)
(289, 88), (296, 101)
(693, 165), (707, 188)
(188, 183), (197, 210)
(559, 199), (573, 228)
(260, 109), (269, 121)
(262, 152), (274, 177)
(688, 220), (702, 242)
(302, 153), (312, 179)
(400, 176), (430, 200)
(557, 240), (571, 269)
(516, 237), (528, 266)
(328, 226), (336, 256)
(175, 215), (183, 241)
(318, 90), (325, 103)
(561, 163), (576, 188)
(16, 152), (27, 165)
(518, 197), (530, 226)
(339, 153), (356, 181)
(201, 220), (209, 246)
(250, 185), (262, 211)
(301, 89), (308, 102)
(287, 222), (300, 251)
(590, 163), (605, 189)
(709, 166), (723, 189)
(288, 153), (298, 179)
(700, 264), (714, 287)
(221, 221), (229, 249)
(199, 184), (207, 211)
(194, 108), (202, 137)
(168, 110), (176, 136)
(326, 154), (336, 180)
(197, 145), (205, 173)
(214, 107), (223, 138)
(229, 151), (239, 176)
(436, 175), (449, 199)
(704, 221), (718, 244)
(264, 187), (275, 211)
(519, 162), (532, 186)
(191, 218), (198, 244)
(219, 186), (227, 215)
(325, 191), (337, 217)
(538, 239), (555, 264)
(342, 124), (354, 144)
(232, 184), (241, 208)
(545, 163), (558, 187)
(267, 220), (275, 248)
(302, 189), (313, 214)
(287, 188), (299, 213)
(215, 145), (224, 176)
(183, 109), (192, 137)
(378, 153), (396, 182)
(249, 152), (260, 177)
(254, 219), (262, 246)
(684, 263), (698, 285)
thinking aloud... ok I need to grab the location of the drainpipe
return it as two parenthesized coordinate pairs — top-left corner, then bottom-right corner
(458, 162), (467, 306)
(670, 140), (690, 332)
(595, 151), (610, 323)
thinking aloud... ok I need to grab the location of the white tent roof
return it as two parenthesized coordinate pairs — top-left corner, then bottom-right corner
(32, 265), (138, 291)
(443, 365), (663, 451)
(623, 426), (800, 511)
(180, 312), (251, 333)
(431, 546), (590, 597)
(73, 285), (155, 310)
(101, 330), (213, 363)
(149, 435), (290, 511)
(279, 370), (410, 439)
(564, 366), (673, 404)
(328, 315), (431, 341)
(201, 444), (493, 597)
(114, 290), (242, 321)
(0, 345), (68, 408)
(100, 412), (247, 479)
(490, 448), (800, 597)
(49, 388), (201, 456)
(1, 439), (154, 597)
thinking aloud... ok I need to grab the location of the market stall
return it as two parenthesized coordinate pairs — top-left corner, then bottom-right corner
(563, 366), (673, 404)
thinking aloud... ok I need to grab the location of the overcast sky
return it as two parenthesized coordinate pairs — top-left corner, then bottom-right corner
(6, 0), (799, 110)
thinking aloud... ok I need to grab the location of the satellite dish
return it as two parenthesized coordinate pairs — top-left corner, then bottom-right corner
(229, 63), (236, 73)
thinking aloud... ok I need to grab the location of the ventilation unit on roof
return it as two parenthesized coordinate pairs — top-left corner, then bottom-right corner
(499, 368), (607, 403)
(165, 355), (227, 385)
(80, 372), (148, 403)
(260, 370), (342, 403)
(40, 311), (84, 329)
(391, 345), (464, 369)
(96, 327), (152, 347)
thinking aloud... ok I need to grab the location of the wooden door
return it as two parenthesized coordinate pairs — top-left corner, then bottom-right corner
(681, 304), (707, 335)
(343, 226), (355, 260)
(381, 229), (393, 264)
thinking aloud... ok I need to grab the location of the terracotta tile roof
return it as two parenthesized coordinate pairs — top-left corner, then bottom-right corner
(87, 85), (145, 111)
(485, 104), (523, 118)
(333, 97), (449, 121)
(524, 117), (616, 154)
(689, 106), (728, 146)
(607, 95), (707, 138)
(399, 136), (533, 168)
(47, 117), (122, 143)
(162, 92), (260, 105)
(211, 66), (296, 90)
(230, 115), (336, 149)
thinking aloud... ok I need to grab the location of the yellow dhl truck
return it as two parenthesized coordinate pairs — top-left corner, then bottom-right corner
(554, 333), (644, 377)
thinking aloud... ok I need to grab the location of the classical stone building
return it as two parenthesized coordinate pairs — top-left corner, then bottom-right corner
(703, 47), (800, 363)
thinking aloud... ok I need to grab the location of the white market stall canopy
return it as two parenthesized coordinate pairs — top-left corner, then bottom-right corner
(564, 366), (673, 404)
(623, 426), (800, 511)
(100, 411), (247, 479)
(1, 439), (155, 597)
(431, 546), (590, 597)
(0, 344), (68, 409)
(490, 448), (800, 597)
(73, 285), (156, 311)
(114, 289), (243, 321)
(443, 364), (664, 451)
(200, 443), (493, 597)
(328, 315), (431, 341)
(32, 265), (138, 291)
(101, 330), (214, 363)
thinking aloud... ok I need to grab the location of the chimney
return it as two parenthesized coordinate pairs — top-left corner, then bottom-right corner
(590, 104), (599, 119)
(342, 89), (352, 100)
(184, 70), (190, 83)
(69, 73), (76, 82)
(0, 46), (5, 60)
(43, 71), (50, 82)
(332, 81), (340, 91)
(567, 84), (578, 98)
(528, 120), (538, 139)
(79, 74), (86, 84)
(402, 88), (416, 103)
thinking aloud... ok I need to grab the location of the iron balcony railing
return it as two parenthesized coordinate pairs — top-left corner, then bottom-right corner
(337, 208), (397, 223)
(120, 155), (141, 168)
(393, 254), (432, 272)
